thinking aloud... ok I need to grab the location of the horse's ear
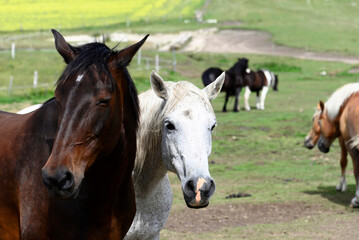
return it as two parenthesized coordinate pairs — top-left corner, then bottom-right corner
(319, 100), (325, 111)
(51, 29), (76, 64)
(150, 70), (168, 100)
(316, 102), (321, 111)
(115, 34), (149, 67)
(203, 72), (225, 101)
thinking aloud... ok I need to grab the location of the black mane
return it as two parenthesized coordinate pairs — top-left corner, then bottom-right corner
(227, 58), (248, 75)
(57, 42), (113, 87)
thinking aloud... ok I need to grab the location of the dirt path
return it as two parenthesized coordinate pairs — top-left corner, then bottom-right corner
(103, 26), (359, 65)
(182, 27), (359, 65)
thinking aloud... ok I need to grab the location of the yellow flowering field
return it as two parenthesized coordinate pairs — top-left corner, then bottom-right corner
(0, 0), (203, 32)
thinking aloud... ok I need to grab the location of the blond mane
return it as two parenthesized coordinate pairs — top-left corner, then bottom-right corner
(134, 81), (212, 176)
(325, 83), (359, 120)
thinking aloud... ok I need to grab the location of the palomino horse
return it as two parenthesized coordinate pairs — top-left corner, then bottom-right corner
(124, 71), (225, 240)
(243, 69), (278, 111)
(0, 30), (147, 239)
(316, 83), (359, 207)
(202, 58), (248, 112)
(304, 103), (348, 192)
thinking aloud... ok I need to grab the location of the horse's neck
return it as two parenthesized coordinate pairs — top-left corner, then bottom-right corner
(134, 94), (169, 195)
(134, 152), (167, 196)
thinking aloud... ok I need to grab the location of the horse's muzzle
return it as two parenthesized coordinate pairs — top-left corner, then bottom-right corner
(42, 168), (77, 199)
(182, 177), (215, 209)
(318, 140), (330, 153)
(304, 138), (314, 149)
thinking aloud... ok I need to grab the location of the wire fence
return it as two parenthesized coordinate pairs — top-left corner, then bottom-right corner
(0, 46), (177, 96)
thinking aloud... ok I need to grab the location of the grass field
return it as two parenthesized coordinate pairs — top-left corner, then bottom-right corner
(206, 0), (359, 56)
(160, 53), (359, 239)
(2, 49), (359, 239)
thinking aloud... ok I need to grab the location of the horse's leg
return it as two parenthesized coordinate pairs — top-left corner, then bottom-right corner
(260, 86), (269, 110)
(349, 149), (359, 207)
(222, 91), (229, 112)
(336, 137), (348, 192)
(244, 86), (251, 111)
(233, 87), (241, 112)
(256, 91), (261, 110)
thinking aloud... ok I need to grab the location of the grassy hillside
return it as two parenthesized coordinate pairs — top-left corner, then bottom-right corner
(0, 0), (204, 32)
(206, 0), (359, 55)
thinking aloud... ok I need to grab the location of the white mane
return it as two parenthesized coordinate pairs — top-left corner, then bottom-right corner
(325, 83), (359, 120)
(134, 81), (212, 175)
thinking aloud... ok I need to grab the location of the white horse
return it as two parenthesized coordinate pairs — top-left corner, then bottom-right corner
(244, 69), (278, 111)
(124, 71), (225, 240)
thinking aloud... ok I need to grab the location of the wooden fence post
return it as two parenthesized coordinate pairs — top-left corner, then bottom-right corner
(137, 49), (141, 66)
(33, 70), (38, 88)
(155, 54), (159, 73)
(11, 43), (15, 59)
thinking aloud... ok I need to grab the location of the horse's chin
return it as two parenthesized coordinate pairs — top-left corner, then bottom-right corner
(46, 181), (83, 200)
(185, 200), (209, 209)
(304, 141), (315, 149)
(318, 143), (330, 153)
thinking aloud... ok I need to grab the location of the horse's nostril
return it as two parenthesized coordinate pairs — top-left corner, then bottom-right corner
(185, 180), (196, 193)
(58, 171), (74, 190)
(42, 169), (74, 191)
(208, 179), (216, 196)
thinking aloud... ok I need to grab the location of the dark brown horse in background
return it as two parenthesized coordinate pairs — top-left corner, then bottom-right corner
(0, 29), (147, 239)
(202, 58), (249, 112)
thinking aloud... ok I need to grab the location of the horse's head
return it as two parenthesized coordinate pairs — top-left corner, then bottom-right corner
(304, 103), (321, 149)
(151, 71), (225, 208)
(236, 58), (249, 73)
(42, 30), (147, 199)
(317, 100), (339, 153)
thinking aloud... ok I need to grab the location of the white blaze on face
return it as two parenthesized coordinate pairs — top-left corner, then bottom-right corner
(246, 68), (251, 74)
(195, 178), (207, 203)
(76, 74), (84, 83)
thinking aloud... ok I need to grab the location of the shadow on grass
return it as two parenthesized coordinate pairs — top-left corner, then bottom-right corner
(303, 184), (356, 207)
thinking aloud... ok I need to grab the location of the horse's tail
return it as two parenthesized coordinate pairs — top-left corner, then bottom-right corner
(347, 135), (359, 150)
(201, 67), (223, 87)
(261, 69), (278, 91)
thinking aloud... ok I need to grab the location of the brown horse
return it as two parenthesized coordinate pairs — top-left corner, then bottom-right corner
(304, 103), (348, 192)
(317, 85), (359, 207)
(0, 30), (147, 239)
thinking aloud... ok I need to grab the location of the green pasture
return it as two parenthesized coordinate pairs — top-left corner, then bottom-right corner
(161, 53), (359, 239)
(206, 0), (359, 56)
(1, 48), (358, 238)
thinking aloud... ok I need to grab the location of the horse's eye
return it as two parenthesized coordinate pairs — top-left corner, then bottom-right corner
(96, 98), (111, 107)
(210, 123), (216, 132)
(165, 122), (175, 131)
(318, 120), (321, 126)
